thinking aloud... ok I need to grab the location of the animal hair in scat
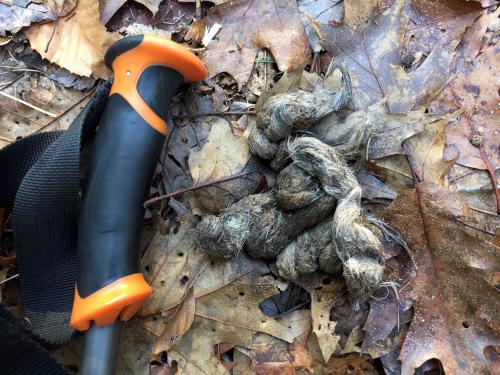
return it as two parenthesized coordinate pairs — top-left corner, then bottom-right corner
(287, 137), (385, 305)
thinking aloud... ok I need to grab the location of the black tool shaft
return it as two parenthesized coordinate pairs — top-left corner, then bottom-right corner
(81, 322), (122, 375)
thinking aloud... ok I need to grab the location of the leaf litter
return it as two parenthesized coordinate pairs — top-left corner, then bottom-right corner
(0, 0), (499, 374)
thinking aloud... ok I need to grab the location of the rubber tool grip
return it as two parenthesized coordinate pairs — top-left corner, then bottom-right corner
(71, 35), (207, 331)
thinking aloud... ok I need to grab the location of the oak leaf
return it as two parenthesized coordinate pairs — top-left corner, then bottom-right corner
(382, 182), (500, 374)
(186, 0), (311, 88)
(319, 0), (459, 113)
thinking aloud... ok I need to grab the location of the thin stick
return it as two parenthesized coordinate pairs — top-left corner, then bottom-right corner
(0, 273), (19, 285)
(144, 170), (259, 207)
(480, 148), (500, 214)
(0, 91), (57, 117)
(174, 111), (255, 119)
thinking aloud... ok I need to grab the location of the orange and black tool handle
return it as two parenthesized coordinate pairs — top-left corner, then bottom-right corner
(70, 35), (206, 374)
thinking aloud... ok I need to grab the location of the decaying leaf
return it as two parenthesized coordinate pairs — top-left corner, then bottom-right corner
(152, 288), (195, 355)
(186, 0), (311, 88)
(319, 0), (459, 113)
(382, 182), (500, 374)
(25, 0), (118, 78)
(188, 117), (262, 214)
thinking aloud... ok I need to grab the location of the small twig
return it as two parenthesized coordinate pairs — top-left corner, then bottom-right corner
(469, 206), (499, 217)
(174, 111), (255, 119)
(144, 170), (259, 207)
(455, 217), (496, 236)
(0, 91), (57, 117)
(45, 23), (58, 53)
(0, 273), (19, 285)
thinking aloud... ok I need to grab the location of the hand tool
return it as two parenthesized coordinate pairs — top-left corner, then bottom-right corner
(69, 34), (207, 375)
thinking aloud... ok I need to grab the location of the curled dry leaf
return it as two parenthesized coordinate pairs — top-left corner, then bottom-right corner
(382, 182), (500, 375)
(25, 0), (118, 78)
(186, 0), (311, 88)
(152, 288), (195, 355)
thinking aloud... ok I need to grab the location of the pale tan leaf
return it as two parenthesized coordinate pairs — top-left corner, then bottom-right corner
(152, 289), (195, 355)
(403, 119), (459, 186)
(25, 0), (118, 78)
(311, 282), (343, 363)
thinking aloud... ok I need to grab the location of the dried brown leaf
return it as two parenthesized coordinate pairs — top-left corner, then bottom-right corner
(319, 0), (458, 113)
(152, 288), (195, 355)
(382, 182), (500, 374)
(25, 0), (118, 78)
(186, 0), (311, 88)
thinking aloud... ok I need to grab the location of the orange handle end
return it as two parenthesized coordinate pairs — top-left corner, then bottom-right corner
(70, 273), (152, 331)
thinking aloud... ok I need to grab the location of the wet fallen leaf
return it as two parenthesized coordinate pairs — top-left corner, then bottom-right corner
(382, 182), (500, 374)
(186, 0), (311, 88)
(152, 288), (195, 355)
(319, 0), (459, 113)
(0, 2), (54, 34)
(25, 0), (118, 78)
(188, 117), (262, 214)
